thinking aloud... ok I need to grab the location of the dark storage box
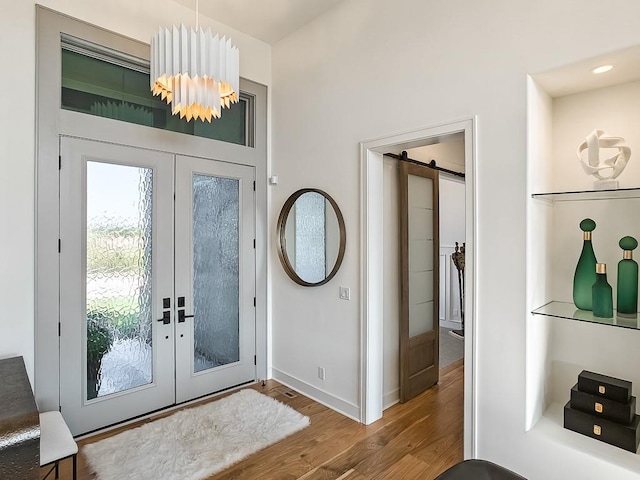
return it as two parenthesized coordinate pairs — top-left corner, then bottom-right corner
(577, 370), (632, 403)
(570, 384), (636, 425)
(564, 401), (640, 453)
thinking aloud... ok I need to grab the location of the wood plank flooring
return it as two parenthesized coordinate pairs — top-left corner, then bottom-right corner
(42, 360), (463, 480)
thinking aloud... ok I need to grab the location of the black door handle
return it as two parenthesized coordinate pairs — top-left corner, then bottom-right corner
(178, 309), (194, 323)
(157, 311), (170, 324)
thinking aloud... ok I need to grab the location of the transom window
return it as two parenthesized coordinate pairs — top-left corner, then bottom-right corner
(61, 34), (252, 147)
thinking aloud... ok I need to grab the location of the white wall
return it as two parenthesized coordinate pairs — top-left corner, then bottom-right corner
(552, 81), (640, 192)
(525, 77), (554, 430)
(439, 175), (466, 328)
(271, 0), (640, 478)
(382, 159), (400, 409)
(440, 175), (466, 246)
(407, 139), (465, 175)
(0, 0), (271, 381)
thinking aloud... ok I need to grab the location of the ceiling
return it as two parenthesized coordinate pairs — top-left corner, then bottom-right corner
(173, 0), (347, 44)
(534, 44), (640, 98)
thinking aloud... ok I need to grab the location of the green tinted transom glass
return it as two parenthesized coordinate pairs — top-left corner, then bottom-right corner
(61, 46), (249, 146)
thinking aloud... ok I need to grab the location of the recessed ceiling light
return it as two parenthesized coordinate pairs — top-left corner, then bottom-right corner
(592, 65), (613, 74)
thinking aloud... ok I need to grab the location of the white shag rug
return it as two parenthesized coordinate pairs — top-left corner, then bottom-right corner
(83, 389), (310, 480)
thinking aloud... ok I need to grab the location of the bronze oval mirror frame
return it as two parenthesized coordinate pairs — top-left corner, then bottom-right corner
(276, 188), (346, 287)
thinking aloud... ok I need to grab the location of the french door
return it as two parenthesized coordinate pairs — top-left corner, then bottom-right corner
(59, 137), (255, 435)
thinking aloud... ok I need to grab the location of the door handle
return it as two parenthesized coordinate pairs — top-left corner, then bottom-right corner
(178, 309), (194, 323)
(157, 311), (171, 325)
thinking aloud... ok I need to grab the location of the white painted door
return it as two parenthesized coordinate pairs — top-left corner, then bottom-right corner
(59, 137), (175, 435)
(174, 155), (256, 402)
(59, 139), (256, 434)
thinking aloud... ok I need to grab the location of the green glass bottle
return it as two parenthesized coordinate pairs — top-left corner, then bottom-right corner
(617, 236), (638, 317)
(573, 218), (597, 310)
(592, 263), (613, 318)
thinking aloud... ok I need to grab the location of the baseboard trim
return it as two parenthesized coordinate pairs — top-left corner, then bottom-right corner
(271, 368), (360, 422)
(383, 388), (399, 410)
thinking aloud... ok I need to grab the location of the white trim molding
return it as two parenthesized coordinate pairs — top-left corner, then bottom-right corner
(360, 117), (477, 459)
(272, 368), (360, 421)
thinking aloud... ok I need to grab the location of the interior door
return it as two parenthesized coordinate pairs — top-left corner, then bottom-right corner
(399, 161), (440, 403)
(59, 137), (175, 435)
(174, 155), (256, 403)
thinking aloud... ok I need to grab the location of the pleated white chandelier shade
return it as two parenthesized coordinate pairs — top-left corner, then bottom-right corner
(150, 25), (239, 122)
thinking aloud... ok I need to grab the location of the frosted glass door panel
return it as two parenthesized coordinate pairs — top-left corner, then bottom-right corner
(409, 273), (434, 337)
(86, 162), (153, 399)
(175, 155), (255, 403)
(192, 175), (240, 372)
(408, 175), (434, 337)
(294, 192), (326, 284)
(410, 239), (434, 271)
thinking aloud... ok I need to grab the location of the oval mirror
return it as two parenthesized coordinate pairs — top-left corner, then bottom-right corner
(276, 189), (346, 286)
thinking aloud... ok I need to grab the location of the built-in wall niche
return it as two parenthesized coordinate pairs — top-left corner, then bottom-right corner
(526, 45), (640, 468)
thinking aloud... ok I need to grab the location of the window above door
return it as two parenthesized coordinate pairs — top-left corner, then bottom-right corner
(61, 34), (254, 147)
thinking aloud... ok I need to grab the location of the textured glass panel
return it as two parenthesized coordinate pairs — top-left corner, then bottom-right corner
(325, 206), (341, 273)
(192, 175), (240, 373)
(61, 48), (247, 145)
(294, 193), (326, 284)
(86, 162), (153, 400)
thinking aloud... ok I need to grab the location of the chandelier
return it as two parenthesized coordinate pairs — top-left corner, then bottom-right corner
(150, 1), (239, 122)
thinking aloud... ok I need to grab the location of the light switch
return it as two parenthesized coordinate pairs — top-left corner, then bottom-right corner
(339, 286), (350, 300)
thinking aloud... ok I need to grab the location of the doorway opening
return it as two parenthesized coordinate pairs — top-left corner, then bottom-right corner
(382, 135), (466, 408)
(360, 118), (476, 458)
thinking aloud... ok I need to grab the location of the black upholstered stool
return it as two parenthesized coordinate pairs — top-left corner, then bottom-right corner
(435, 459), (526, 480)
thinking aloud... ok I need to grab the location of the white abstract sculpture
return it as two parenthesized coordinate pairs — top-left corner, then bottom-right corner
(577, 129), (631, 190)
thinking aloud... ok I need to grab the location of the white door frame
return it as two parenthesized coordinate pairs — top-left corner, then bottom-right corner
(359, 117), (477, 458)
(35, 7), (268, 413)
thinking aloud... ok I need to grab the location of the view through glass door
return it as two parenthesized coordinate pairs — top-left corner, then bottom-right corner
(59, 137), (256, 435)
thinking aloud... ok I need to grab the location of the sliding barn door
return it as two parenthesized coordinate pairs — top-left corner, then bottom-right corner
(399, 162), (440, 403)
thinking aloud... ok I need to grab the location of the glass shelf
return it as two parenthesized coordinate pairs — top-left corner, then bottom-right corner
(532, 301), (640, 330)
(532, 187), (640, 202)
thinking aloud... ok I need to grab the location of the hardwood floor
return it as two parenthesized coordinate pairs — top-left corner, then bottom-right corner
(42, 360), (463, 480)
